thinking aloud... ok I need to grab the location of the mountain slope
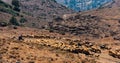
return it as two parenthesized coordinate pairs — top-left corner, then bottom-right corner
(55, 0), (113, 11)
(1, 24), (120, 63)
(1, 0), (12, 4)
(43, 7), (120, 40)
(1, 0), (74, 22)
(110, 0), (120, 7)
(20, 0), (74, 21)
(1, 0), (120, 63)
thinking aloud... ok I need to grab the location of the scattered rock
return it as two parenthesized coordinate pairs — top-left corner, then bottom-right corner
(109, 49), (120, 59)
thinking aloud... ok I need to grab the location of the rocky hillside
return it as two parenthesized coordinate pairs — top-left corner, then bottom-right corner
(55, 0), (120, 11)
(20, 0), (74, 21)
(0, 0), (45, 29)
(1, 0), (120, 63)
(110, 0), (120, 7)
(42, 7), (120, 41)
(55, 0), (113, 11)
(1, 0), (74, 22)
(1, 0), (12, 4)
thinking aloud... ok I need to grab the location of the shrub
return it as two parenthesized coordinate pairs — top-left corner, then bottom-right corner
(19, 17), (27, 23)
(12, 0), (20, 12)
(0, 0), (19, 15)
(13, 26), (18, 29)
(49, 29), (54, 33)
(0, 0), (12, 8)
(59, 31), (65, 35)
(13, 6), (20, 12)
(54, 16), (64, 21)
(0, 7), (19, 16)
(32, 23), (36, 27)
(12, 0), (20, 7)
(9, 16), (19, 26)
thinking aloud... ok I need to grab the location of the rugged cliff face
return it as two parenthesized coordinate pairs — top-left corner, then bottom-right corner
(55, 0), (114, 11)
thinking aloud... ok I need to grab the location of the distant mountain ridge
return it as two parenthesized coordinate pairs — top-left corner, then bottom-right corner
(55, 0), (115, 11)
(2, 0), (120, 13)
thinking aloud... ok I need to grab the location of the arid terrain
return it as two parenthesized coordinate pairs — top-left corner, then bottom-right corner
(0, 26), (120, 63)
(1, 0), (120, 63)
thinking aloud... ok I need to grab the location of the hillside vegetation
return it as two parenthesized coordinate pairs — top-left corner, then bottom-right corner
(0, 0), (19, 16)
(0, 0), (120, 63)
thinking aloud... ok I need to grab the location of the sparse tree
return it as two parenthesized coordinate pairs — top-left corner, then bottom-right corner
(9, 16), (19, 26)
(20, 17), (27, 23)
(12, 0), (20, 12)
(12, 0), (20, 7)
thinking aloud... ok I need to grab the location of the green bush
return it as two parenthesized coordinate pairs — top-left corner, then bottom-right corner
(59, 31), (65, 35)
(12, 0), (20, 7)
(12, 0), (20, 12)
(49, 29), (54, 33)
(0, 7), (19, 16)
(13, 6), (20, 12)
(9, 16), (19, 26)
(0, 0), (12, 8)
(19, 17), (27, 23)
(32, 23), (36, 27)
(0, 0), (19, 16)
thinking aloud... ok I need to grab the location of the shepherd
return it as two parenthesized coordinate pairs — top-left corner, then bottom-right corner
(18, 35), (24, 41)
